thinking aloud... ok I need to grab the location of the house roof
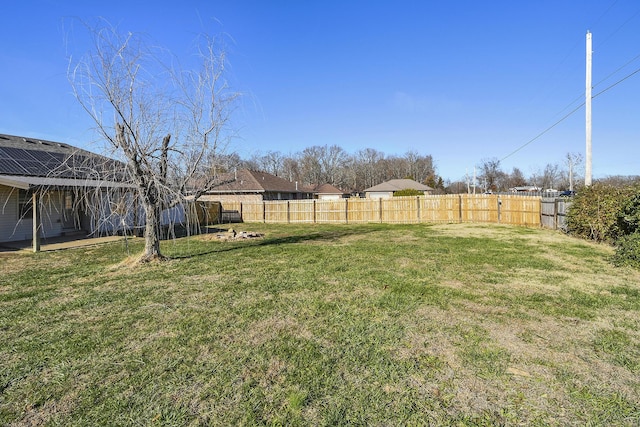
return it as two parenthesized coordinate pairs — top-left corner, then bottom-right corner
(207, 169), (309, 194)
(0, 134), (126, 186)
(311, 183), (346, 195)
(364, 179), (433, 192)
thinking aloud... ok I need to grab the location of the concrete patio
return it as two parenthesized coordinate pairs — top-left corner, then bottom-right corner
(0, 234), (132, 252)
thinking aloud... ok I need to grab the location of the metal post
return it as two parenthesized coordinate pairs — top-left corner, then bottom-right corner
(32, 192), (40, 252)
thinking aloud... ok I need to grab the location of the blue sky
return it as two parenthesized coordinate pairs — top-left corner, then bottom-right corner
(2, 1), (639, 182)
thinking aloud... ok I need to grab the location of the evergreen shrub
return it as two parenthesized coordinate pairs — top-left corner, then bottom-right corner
(566, 183), (635, 243)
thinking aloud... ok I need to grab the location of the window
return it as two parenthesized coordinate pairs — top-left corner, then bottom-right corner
(18, 189), (33, 219)
(65, 192), (73, 210)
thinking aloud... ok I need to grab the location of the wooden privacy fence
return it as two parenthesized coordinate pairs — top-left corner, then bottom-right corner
(218, 194), (542, 226)
(541, 197), (572, 230)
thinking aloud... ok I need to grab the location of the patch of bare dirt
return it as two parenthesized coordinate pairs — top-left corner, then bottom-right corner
(395, 301), (640, 423)
(199, 228), (264, 242)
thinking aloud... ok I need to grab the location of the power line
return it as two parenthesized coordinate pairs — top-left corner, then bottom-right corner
(597, 6), (640, 47)
(500, 102), (584, 163)
(501, 61), (640, 163)
(593, 64), (640, 98)
(594, 52), (640, 88)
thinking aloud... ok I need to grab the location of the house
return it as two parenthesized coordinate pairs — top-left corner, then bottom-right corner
(311, 183), (348, 200)
(509, 186), (541, 193)
(199, 169), (314, 203)
(364, 179), (434, 199)
(0, 133), (131, 250)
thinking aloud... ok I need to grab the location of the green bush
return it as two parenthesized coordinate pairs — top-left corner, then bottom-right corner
(566, 183), (635, 243)
(568, 183), (640, 269)
(612, 232), (640, 268)
(616, 184), (640, 236)
(393, 189), (424, 197)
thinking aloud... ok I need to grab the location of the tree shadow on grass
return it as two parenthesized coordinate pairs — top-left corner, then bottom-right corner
(168, 226), (380, 260)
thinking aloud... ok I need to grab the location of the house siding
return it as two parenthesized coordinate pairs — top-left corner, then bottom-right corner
(366, 191), (393, 199)
(38, 191), (65, 239)
(0, 185), (66, 242)
(318, 194), (343, 200)
(0, 185), (23, 242)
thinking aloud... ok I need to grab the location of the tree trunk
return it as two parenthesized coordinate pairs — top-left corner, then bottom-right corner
(141, 200), (164, 262)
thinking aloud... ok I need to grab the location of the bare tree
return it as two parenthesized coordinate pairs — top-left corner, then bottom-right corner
(69, 23), (239, 261)
(505, 167), (528, 189)
(249, 150), (285, 176)
(477, 158), (504, 192)
(408, 151), (436, 184)
(281, 155), (302, 183)
(319, 145), (349, 187)
(564, 152), (583, 191)
(539, 163), (560, 190)
(299, 146), (324, 185)
(353, 148), (384, 190)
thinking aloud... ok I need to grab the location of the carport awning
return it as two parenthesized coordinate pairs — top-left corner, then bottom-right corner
(0, 174), (133, 190)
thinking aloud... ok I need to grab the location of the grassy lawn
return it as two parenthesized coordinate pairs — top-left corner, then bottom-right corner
(1, 223), (639, 426)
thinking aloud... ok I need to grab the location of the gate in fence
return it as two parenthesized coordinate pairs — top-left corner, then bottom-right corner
(541, 197), (572, 231)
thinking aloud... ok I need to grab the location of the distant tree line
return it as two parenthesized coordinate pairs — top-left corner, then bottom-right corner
(448, 153), (590, 194)
(214, 145), (443, 192)
(212, 145), (637, 194)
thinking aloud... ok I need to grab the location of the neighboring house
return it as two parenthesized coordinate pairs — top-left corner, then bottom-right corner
(311, 183), (348, 200)
(200, 169), (314, 203)
(0, 133), (131, 249)
(364, 179), (434, 199)
(509, 186), (541, 193)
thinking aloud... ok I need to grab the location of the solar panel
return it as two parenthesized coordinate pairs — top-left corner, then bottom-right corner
(21, 150), (40, 162)
(49, 152), (65, 162)
(2, 147), (33, 161)
(0, 147), (12, 160)
(19, 160), (45, 176)
(0, 158), (28, 175)
(25, 150), (54, 162)
(42, 161), (62, 172)
(0, 137), (127, 181)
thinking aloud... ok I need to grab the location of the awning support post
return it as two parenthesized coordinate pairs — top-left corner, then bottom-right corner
(32, 191), (40, 252)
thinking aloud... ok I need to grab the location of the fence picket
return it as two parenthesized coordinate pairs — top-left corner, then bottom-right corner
(215, 195), (548, 227)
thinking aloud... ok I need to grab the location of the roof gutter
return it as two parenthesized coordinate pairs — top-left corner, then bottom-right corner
(0, 176), (30, 190)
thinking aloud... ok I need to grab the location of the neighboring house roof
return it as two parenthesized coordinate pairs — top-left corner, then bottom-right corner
(207, 169), (308, 194)
(364, 179), (433, 192)
(311, 183), (345, 195)
(0, 133), (127, 188)
(510, 186), (540, 192)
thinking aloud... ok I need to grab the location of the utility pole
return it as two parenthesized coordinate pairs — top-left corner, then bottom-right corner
(466, 169), (470, 194)
(585, 31), (593, 186)
(473, 167), (477, 194)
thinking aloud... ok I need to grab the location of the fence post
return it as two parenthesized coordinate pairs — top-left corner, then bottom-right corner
(497, 196), (501, 224)
(458, 195), (463, 223)
(416, 196), (421, 223)
(345, 198), (349, 224)
(239, 202), (243, 223)
(539, 199), (542, 228)
(313, 199), (316, 224)
(263, 201), (266, 223)
(379, 198), (383, 223)
(287, 201), (290, 224)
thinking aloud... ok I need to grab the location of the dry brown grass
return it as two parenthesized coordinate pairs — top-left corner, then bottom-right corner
(1, 222), (638, 425)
